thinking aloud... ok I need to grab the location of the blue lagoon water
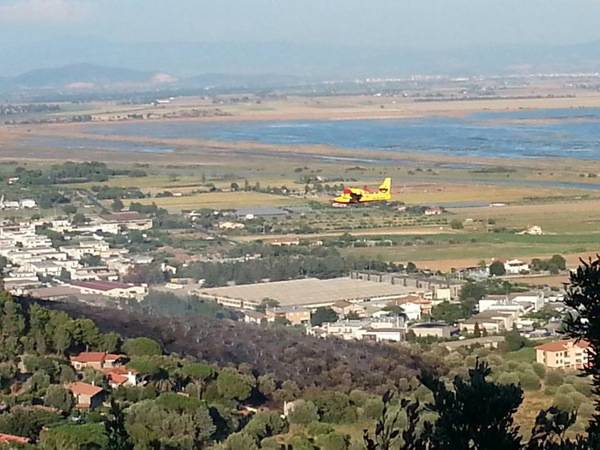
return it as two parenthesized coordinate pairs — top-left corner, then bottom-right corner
(82, 107), (600, 160)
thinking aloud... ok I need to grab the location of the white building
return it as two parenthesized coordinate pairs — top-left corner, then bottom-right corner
(29, 261), (62, 277)
(308, 317), (406, 342)
(19, 199), (37, 209)
(363, 327), (405, 342)
(504, 259), (530, 275)
(479, 292), (544, 315)
(67, 281), (147, 300)
(399, 303), (422, 321)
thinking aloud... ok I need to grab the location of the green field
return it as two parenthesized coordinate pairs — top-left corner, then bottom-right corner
(338, 231), (600, 269)
(124, 191), (305, 210)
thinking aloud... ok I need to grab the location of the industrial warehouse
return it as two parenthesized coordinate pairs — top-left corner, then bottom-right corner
(197, 276), (431, 310)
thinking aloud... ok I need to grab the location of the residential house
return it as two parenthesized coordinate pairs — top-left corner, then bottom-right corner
(392, 295), (433, 316)
(409, 322), (458, 339)
(98, 212), (153, 231)
(271, 238), (300, 247)
(331, 300), (363, 318)
(362, 327), (405, 342)
(242, 310), (267, 325)
(218, 222), (245, 230)
(103, 367), (139, 388)
(267, 306), (311, 325)
(29, 261), (62, 277)
(68, 382), (105, 409)
(504, 259), (530, 275)
(19, 199), (37, 209)
(69, 352), (124, 371)
(535, 339), (590, 370)
(309, 317), (406, 342)
(461, 310), (516, 334)
(424, 207), (443, 216)
(479, 292), (544, 314)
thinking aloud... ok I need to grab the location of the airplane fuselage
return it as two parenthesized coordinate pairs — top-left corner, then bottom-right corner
(334, 178), (392, 204)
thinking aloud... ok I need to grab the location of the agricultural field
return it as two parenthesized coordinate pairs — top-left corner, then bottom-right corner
(4, 90), (600, 273)
(124, 191), (305, 210)
(338, 231), (600, 270)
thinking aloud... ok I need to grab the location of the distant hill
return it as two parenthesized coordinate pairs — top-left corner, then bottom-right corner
(2, 63), (177, 91)
(2, 39), (600, 95)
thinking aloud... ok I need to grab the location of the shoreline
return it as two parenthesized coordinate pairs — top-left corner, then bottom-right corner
(4, 124), (600, 172)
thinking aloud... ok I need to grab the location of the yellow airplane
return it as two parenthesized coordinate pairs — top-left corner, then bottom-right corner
(334, 178), (392, 205)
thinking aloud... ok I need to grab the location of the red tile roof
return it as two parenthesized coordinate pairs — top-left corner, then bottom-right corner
(106, 372), (128, 385)
(0, 433), (30, 444)
(536, 339), (590, 352)
(103, 366), (137, 376)
(68, 382), (104, 397)
(70, 352), (124, 364)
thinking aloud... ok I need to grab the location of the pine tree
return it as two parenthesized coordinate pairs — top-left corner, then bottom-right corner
(563, 257), (600, 446)
(105, 400), (133, 450)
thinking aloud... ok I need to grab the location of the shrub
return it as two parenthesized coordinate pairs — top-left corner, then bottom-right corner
(519, 371), (541, 391)
(306, 422), (334, 437)
(464, 355), (477, 367)
(288, 400), (319, 426)
(507, 361), (520, 371)
(545, 370), (564, 386)
(497, 372), (520, 386)
(486, 355), (504, 367)
(579, 402), (595, 418)
(288, 434), (315, 450)
(574, 381), (593, 396)
(450, 219), (464, 230)
(413, 385), (434, 404)
(244, 411), (287, 442)
(556, 384), (576, 395)
(531, 362), (546, 378)
(348, 389), (369, 406)
(553, 394), (575, 412)
(544, 386), (557, 396)
(44, 385), (75, 413)
(315, 432), (350, 450)
(222, 432), (259, 450)
(260, 437), (281, 450)
(362, 398), (384, 420)
(571, 392), (587, 408)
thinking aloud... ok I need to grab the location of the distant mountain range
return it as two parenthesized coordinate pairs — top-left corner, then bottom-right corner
(1, 39), (600, 94)
(0, 63), (310, 94)
(0, 63), (168, 90)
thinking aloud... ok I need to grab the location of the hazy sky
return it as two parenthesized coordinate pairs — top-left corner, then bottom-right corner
(1, 0), (599, 48)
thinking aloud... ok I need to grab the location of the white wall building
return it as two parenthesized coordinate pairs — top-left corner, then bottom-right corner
(504, 259), (530, 275)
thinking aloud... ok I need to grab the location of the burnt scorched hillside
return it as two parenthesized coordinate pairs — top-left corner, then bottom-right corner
(34, 298), (434, 394)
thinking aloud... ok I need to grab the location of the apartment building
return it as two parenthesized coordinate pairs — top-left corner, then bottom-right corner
(536, 339), (590, 369)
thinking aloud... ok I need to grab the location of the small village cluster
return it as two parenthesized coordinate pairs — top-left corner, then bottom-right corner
(0, 213), (152, 301)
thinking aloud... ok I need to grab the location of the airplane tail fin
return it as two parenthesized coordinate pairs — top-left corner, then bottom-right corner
(378, 178), (391, 197)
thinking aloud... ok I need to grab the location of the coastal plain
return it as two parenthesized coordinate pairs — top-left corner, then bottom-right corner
(3, 82), (600, 283)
